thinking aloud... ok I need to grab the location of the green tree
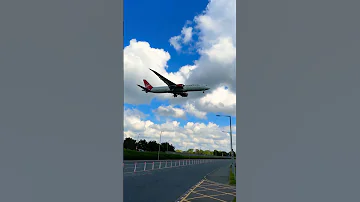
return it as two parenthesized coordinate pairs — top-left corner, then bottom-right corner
(168, 143), (175, 152)
(204, 150), (213, 155)
(146, 140), (159, 152)
(175, 149), (182, 153)
(187, 149), (194, 153)
(137, 139), (148, 151)
(124, 137), (136, 150)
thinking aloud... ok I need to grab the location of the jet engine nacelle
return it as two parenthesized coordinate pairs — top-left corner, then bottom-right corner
(181, 93), (188, 97)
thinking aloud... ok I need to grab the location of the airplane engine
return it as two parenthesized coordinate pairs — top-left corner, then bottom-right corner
(176, 84), (184, 88)
(180, 93), (188, 97)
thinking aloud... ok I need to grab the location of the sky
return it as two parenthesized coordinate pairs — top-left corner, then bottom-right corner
(124, 0), (236, 152)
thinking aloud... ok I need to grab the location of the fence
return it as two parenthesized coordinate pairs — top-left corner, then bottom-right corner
(123, 159), (225, 174)
(164, 151), (231, 158)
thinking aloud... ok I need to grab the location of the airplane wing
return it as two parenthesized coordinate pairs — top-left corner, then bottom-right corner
(149, 69), (176, 87)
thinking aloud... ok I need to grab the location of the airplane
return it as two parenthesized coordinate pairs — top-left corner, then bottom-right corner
(137, 69), (210, 97)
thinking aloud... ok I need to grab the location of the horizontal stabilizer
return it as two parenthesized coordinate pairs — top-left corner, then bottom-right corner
(137, 84), (147, 91)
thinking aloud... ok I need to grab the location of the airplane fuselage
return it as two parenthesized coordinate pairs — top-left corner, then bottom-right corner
(137, 69), (210, 97)
(148, 84), (209, 93)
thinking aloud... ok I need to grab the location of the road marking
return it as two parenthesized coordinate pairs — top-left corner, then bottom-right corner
(188, 190), (227, 202)
(202, 180), (236, 188)
(179, 179), (205, 202)
(178, 178), (236, 201)
(193, 185), (236, 197)
(186, 192), (233, 200)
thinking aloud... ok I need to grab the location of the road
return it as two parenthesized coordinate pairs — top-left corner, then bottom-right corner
(123, 159), (232, 202)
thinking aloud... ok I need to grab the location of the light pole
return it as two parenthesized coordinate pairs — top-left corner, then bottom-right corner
(217, 114), (235, 177)
(136, 134), (140, 151)
(157, 131), (162, 160)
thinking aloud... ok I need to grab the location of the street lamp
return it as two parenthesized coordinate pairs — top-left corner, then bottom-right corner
(136, 134), (140, 151)
(216, 114), (235, 177)
(157, 131), (163, 160)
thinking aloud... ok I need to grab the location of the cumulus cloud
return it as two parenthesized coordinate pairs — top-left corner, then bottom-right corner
(169, 35), (182, 51)
(124, 0), (236, 117)
(183, 103), (207, 119)
(169, 25), (194, 51)
(124, 108), (236, 152)
(153, 105), (187, 119)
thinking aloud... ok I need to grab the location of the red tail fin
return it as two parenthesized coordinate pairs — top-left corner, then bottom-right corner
(143, 79), (153, 90)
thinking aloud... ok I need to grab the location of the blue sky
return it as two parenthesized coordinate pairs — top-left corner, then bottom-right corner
(123, 0), (237, 152)
(124, 0), (208, 72)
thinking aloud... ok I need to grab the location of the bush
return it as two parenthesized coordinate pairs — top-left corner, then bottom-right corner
(123, 149), (231, 160)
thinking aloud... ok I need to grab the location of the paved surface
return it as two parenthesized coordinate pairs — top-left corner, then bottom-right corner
(176, 164), (236, 202)
(206, 164), (231, 184)
(123, 159), (231, 202)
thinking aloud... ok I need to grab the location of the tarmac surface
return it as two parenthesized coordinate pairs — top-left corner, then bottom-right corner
(123, 159), (232, 202)
(176, 164), (236, 202)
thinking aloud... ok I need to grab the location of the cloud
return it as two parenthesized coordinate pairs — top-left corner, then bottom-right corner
(181, 26), (193, 43)
(169, 25), (193, 51)
(169, 35), (182, 51)
(124, 0), (236, 116)
(183, 103), (207, 119)
(196, 85), (236, 116)
(124, 108), (236, 152)
(153, 105), (187, 119)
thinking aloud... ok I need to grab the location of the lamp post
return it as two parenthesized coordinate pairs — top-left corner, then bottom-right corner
(136, 134), (140, 151)
(216, 114), (235, 177)
(157, 131), (162, 160)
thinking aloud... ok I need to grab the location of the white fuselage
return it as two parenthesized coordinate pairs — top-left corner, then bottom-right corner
(149, 84), (210, 93)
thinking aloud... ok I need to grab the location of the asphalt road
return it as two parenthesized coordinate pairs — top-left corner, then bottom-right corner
(123, 159), (232, 202)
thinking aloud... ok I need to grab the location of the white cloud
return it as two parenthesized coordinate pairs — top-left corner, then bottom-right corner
(181, 26), (193, 43)
(124, 0), (236, 117)
(169, 25), (193, 51)
(200, 36), (236, 65)
(124, 108), (236, 152)
(196, 85), (236, 116)
(183, 103), (207, 119)
(169, 35), (182, 51)
(153, 105), (186, 119)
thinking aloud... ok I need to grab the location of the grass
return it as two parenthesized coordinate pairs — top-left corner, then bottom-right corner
(123, 149), (232, 160)
(229, 165), (236, 185)
(229, 164), (236, 201)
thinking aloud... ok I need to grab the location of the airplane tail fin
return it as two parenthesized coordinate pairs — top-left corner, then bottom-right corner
(143, 79), (153, 90)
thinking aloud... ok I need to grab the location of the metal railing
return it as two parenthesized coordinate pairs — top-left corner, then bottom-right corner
(123, 159), (225, 174)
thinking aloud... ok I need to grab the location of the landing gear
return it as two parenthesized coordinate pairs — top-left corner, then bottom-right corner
(203, 91), (205, 93)
(173, 94), (177, 97)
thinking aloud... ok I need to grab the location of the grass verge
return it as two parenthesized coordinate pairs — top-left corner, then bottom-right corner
(229, 165), (236, 201)
(229, 165), (236, 185)
(124, 149), (231, 160)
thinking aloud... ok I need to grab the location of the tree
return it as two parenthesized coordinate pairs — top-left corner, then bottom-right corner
(147, 140), (159, 152)
(187, 149), (194, 153)
(124, 137), (136, 150)
(137, 139), (148, 151)
(175, 149), (182, 153)
(204, 150), (213, 155)
(168, 143), (175, 152)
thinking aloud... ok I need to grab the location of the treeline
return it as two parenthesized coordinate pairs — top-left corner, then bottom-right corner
(124, 137), (175, 152)
(176, 148), (236, 157)
(124, 137), (236, 157)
